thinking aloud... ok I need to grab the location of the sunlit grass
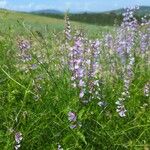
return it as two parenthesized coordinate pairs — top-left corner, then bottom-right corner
(0, 9), (149, 150)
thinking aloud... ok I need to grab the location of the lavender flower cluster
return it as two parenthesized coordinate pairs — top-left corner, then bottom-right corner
(18, 39), (32, 62)
(116, 7), (138, 64)
(17, 38), (44, 73)
(58, 144), (64, 150)
(115, 55), (135, 117)
(68, 111), (82, 129)
(64, 15), (72, 41)
(144, 81), (150, 97)
(15, 132), (23, 150)
(68, 111), (77, 129)
(64, 18), (102, 103)
(63, 6), (150, 118)
(16, 39), (32, 73)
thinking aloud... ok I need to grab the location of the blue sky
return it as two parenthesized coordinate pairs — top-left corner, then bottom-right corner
(0, 0), (150, 12)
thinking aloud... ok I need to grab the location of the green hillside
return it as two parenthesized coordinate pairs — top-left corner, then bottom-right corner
(0, 9), (113, 38)
(109, 6), (150, 15)
(30, 6), (150, 26)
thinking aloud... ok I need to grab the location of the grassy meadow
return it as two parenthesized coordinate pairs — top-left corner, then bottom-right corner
(0, 8), (150, 150)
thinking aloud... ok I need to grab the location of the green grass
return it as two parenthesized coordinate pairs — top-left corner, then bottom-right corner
(0, 10), (113, 37)
(0, 10), (150, 150)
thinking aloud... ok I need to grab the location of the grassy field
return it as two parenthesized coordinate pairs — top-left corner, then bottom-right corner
(0, 9), (150, 150)
(0, 10), (113, 37)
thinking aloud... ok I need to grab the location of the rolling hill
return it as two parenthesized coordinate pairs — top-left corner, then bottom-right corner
(31, 6), (150, 15)
(32, 9), (63, 14)
(108, 6), (150, 15)
(30, 6), (150, 26)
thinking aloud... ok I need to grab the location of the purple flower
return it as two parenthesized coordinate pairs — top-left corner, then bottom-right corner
(68, 112), (79, 129)
(144, 82), (150, 97)
(98, 101), (107, 107)
(15, 132), (23, 150)
(77, 68), (84, 78)
(58, 144), (63, 150)
(70, 124), (77, 129)
(64, 15), (72, 40)
(79, 80), (85, 87)
(116, 105), (127, 117)
(139, 32), (149, 53)
(15, 132), (23, 144)
(19, 39), (31, 51)
(30, 64), (38, 70)
(116, 100), (127, 117)
(21, 54), (32, 62)
(68, 112), (77, 122)
(115, 7), (138, 64)
(79, 90), (85, 98)
(104, 34), (113, 48)
(15, 144), (21, 150)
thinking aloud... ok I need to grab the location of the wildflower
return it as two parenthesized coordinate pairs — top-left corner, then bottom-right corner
(15, 145), (21, 150)
(21, 55), (32, 62)
(79, 90), (85, 98)
(115, 39), (135, 117)
(79, 80), (85, 87)
(115, 100), (122, 106)
(15, 132), (23, 144)
(144, 82), (150, 97)
(139, 32), (149, 53)
(18, 39), (31, 52)
(70, 124), (77, 129)
(98, 101), (107, 107)
(64, 15), (71, 40)
(104, 34), (113, 49)
(116, 105), (127, 117)
(141, 15), (150, 26)
(68, 112), (76, 122)
(116, 7), (138, 64)
(58, 144), (63, 150)
(67, 111), (81, 129)
(15, 132), (23, 150)
(116, 100), (127, 117)
(30, 64), (38, 70)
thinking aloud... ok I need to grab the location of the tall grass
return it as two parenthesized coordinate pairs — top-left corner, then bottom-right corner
(0, 8), (150, 150)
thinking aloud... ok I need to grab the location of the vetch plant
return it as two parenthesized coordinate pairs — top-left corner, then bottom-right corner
(68, 111), (77, 129)
(58, 144), (64, 150)
(144, 81), (150, 97)
(14, 132), (23, 150)
(66, 27), (102, 103)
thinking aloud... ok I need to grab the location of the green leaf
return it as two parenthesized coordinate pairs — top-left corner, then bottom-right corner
(78, 109), (85, 120)
(77, 131), (87, 145)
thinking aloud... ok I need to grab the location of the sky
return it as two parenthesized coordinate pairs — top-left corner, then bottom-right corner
(0, 0), (150, 12)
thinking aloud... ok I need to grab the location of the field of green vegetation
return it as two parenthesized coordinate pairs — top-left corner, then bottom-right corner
(32, 6), (150, 26)
(0, 10), (113, 37)
(0, 8), (150, 150)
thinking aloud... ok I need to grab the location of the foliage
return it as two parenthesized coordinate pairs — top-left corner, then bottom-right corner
(0, 7), (150, 150)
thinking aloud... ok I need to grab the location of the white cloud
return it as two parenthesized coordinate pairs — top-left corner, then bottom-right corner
(34, 4), (50, 10)
(6, 2), (50, 12)
(0, 0), (7, 8)
(61, 1), (92, 12)
(28, 3), (34, 9)
(0, 0), (100, 12)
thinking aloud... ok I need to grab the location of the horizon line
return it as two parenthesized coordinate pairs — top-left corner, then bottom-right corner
(0, 5), (150, 13)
